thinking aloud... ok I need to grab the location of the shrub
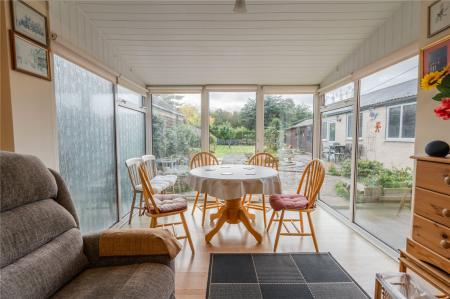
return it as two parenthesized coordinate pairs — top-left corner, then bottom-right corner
(335, 181), (350, 200)
(328, 164), (340, 176)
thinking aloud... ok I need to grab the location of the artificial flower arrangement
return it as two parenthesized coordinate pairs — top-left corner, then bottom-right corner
(420, 66), (450, 120)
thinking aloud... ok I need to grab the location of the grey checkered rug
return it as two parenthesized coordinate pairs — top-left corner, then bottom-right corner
(206, 253), (370, 299)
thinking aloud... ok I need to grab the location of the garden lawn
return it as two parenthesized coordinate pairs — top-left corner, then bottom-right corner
(212, 144), (255, 158)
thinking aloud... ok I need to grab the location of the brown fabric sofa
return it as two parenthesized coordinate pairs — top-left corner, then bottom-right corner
(0, 151), (179, 299)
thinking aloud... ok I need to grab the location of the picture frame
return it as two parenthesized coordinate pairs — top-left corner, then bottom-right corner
(428, 0), (450, 38)
(10, 0), (49, 47)
(421, 35), (450, 77)
(10, 31), (51, 80)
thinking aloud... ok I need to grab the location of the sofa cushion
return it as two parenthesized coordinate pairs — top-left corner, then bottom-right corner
(0, 228), (88, 299)
(52, 263), (175, 299)
(0, 199), (78, 267)
(0, 151), (57, 212)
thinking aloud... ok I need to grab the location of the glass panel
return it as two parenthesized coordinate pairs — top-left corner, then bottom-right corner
(388, 107), (401, 138)
(117, 106), (145, 217)
(356, 55), (418, 250)
(402, 104), (416, 138)
(324, 82), (354, 105)
(117, 85), (143, 106)
(329, 123), (336, 141)
(151, 94), (201, 197)
(263, 94), (314, 193)
(54, 55), (117, 233)
(319, 106), (353, 219)
(209, 92), (256, 163)
(347, 114), (353, 138)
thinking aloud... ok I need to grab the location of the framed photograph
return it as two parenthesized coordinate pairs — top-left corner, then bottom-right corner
(428, 0), (450, 38)
(10, 0), (48, 46)
(10, 31), (51, 80)
(421, 36), (450, 76)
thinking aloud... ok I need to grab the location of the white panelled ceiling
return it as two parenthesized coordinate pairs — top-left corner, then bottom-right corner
(76, 1), (403, 85)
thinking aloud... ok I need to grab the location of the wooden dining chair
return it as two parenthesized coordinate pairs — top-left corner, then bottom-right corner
(125, 158), (145, 224)
(267, 159), (325, 252)
(243, 152), (279, 228)
(142, 154), (177, 192)
(138, 164), (194, 254)
(189, 151), (222, 226)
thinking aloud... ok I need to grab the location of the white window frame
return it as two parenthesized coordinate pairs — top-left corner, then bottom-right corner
(321, 121), (336, 142)
(346, 112), (363, 140)
(386, 103), (416, 142)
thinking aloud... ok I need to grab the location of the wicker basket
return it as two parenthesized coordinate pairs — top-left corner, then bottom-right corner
(375, 273), (436, 299)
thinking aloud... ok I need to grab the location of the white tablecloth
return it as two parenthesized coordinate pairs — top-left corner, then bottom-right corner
(189, 164), (281, 200)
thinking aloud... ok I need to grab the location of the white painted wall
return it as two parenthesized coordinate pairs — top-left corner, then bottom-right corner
(414, 1), (450, 154)
(321, 1), (420, 87)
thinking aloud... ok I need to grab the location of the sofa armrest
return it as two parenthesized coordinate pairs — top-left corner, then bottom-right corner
(83, 228), (181, 268)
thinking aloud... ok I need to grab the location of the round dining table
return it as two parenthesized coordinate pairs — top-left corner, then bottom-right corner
(189, 164), (281, 243)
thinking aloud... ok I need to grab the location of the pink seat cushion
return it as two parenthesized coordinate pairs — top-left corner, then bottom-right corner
(149, 194), (187, 213)
(269, 194), (309, 211)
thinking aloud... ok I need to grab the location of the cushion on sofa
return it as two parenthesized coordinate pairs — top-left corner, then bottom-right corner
(52, 263), (175, 299)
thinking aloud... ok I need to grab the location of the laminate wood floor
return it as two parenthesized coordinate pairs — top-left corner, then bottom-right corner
(121, 203), (398, 298)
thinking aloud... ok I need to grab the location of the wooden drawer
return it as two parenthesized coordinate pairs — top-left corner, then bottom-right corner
(416, 160), (450, 195)
(407, 238), (450, 274)
(412, 215), (450, 259)
(415, 187), (450, 227)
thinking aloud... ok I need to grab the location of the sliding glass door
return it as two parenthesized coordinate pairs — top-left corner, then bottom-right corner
(355, 56), (418, 250)
(263, 94), (314, 193)
(54, 55), (118, 233)
(151, 93), (201, 198)
(209, 91), (256, 163)
(319, 84), (355, 219)
(117, 86), (146, 218)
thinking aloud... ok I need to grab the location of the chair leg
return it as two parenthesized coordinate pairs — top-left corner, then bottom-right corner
(128, 191), (137, 224)
(299, 211), (304, 233)
(180, 212), (195, 254)
(307, 211), (319, 252)
(274, 210), (285, 252)
(201, 193), (208, 227)
(242, 194), (247, 205)
(149, 217), (156, 228)
(267, 210), (276, 232)
(138, 192), (144, 216)
(262, 194), (267, 228)
(192, 192), (200, 215)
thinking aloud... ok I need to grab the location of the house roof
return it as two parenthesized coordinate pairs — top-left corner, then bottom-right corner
(288, 79), (418, 128)
(360, 79), (417, 108)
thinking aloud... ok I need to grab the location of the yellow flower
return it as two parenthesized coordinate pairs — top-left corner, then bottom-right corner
(421, 68), (447, 90)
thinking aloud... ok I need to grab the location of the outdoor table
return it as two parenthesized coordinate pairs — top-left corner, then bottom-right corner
(189, 164), (281, 243)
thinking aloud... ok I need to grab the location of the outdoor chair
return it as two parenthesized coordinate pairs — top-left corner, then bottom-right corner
(138, 164), (194, 254)
(243, 152), (279, 228)
(142, 154), (177, 192)
(267, 159), (325, 252)
(189, 152), (223, 226)
(125, 158), (170, 224)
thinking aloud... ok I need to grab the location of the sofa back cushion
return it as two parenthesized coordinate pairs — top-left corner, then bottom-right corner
(0, 152), (88, 298)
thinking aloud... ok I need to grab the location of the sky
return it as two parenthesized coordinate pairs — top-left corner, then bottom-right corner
(360, 55), (419, 95)
(165, 92), (314, 113)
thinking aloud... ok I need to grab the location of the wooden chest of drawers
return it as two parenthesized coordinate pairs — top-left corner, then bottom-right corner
(400, 156), (450, 295)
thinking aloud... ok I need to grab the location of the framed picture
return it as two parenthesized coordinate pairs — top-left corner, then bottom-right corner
(428, 0), (450, 38)
(421, 36), (450, 76)
(10, 0), (48, 46)
(10, 31), (51, 80)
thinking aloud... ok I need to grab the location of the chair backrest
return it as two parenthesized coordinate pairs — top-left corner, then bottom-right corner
(142, 155), (158, 179)
(125, 158), (142, 190)
(138, 164), (160, 214)
(190, 152), (219, 169)
(296, 159), (325, 209)
(248, 152), (279, 170)
(0, 151), (88, 298)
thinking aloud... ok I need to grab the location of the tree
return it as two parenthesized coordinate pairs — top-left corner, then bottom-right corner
(179, 105), (200, 127)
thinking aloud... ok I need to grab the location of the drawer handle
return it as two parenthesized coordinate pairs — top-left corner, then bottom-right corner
(440, 239), (450, 249)
(444, 175), (450, 186)
(443, 208), (450, 218)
